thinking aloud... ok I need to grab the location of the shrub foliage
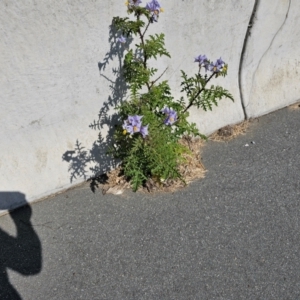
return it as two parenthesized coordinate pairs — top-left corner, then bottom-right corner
(106, 0), (234, 191)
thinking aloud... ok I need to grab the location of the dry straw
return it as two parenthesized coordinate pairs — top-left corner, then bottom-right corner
(209, 121), (249, 142)
(288, 101), (300, 111)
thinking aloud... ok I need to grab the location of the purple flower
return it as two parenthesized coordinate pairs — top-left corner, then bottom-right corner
(146, 0), (163, 22)
(161, 107), (172, 115)
(164, 112), (177, 125)
(161, 107), (177, 125)
(122, 115), (148, 137)
(140, 125), (149, 138)
(216, 57), (225, 67)
(117, 35), (127, 44)
(123, 122), (141, 135)
(126, 0), (142, 7)
(210, 61), (222, 73)
(194, 55), (208, 66)
(128, 115), (143, 126)
(122, 120), (133, 134)
(146, 0), (161, 11)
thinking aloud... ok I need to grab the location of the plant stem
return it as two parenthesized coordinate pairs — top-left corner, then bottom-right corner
(150, 67), (168, 89)
(183, 72), (215, 113)
(137, 18), (151, 91)
(142, 18), (152, 37)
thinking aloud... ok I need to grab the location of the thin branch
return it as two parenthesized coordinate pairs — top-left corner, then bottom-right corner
(136, 15), (147, 68)
(183, 72), (215, 113)
(150, 67), (168, 88)
(142, 18), (152, 37)
(137, 16), (153, 91)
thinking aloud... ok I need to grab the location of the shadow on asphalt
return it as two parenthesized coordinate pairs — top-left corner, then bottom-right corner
(0, 192), (42, 300)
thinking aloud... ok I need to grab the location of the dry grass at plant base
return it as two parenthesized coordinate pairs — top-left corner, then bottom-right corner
(99, 121), (250, 194)
(100, 136), (206, 194)
(288, 101), (300, 111)
(209, 120), (249, 142)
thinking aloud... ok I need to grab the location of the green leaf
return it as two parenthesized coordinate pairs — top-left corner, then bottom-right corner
(139, 33), (171, 60)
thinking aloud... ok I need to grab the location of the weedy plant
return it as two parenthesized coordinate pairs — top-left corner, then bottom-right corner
(107, 0), (234, 191)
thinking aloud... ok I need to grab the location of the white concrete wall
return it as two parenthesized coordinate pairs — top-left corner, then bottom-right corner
(154, 0), (253, 134)
(0, 0), (125, 211)
(0, 0), (299, 212)
(241, 0), (300, 118)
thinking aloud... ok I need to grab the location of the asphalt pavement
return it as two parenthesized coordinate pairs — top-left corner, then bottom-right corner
(0, 105), (299, 299)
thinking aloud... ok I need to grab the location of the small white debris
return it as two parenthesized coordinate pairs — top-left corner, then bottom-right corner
(251, 141), (255, 144)
(245, 143), (249, 147)
(106, 186), (124, 195)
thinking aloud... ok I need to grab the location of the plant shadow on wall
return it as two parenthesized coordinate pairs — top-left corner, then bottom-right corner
(62, 22), (130, 192)
(63, 0), (235, 193)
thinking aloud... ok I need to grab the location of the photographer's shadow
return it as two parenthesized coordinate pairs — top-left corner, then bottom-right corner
(0, 192), (42, 300)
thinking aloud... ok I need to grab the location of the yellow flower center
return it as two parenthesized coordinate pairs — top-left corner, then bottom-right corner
(123, 129), (127, 135)
(133, 126), (138, 132)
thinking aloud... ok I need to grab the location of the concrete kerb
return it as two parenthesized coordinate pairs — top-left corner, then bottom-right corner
(0, 180), (88, 218)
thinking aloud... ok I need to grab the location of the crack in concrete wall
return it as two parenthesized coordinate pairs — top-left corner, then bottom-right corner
(239, 0), (259, 120)
(239, 0), (292, 119)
